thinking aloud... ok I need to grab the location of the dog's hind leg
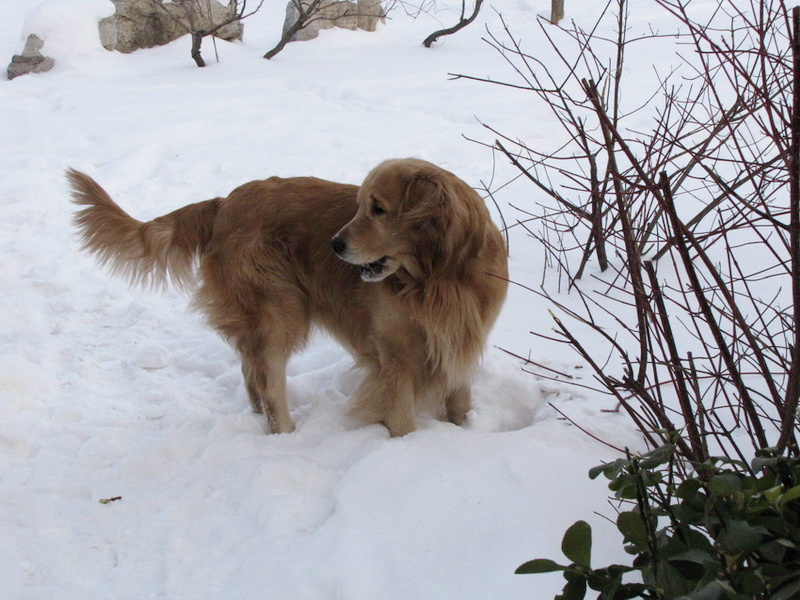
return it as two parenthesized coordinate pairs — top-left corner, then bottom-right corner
(237, 331), (296, 434)
(196, 248), (310, 434)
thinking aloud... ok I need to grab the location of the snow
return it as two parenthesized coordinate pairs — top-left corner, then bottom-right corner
(0, 0), (663, 597)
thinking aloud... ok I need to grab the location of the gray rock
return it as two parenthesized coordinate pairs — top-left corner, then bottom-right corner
(99, 0), (243, 54)
(356, 0), (383, 31)
(283, 0), (383, 43)
(7, 34), (55, 80)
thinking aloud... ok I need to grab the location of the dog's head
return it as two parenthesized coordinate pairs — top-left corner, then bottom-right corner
(330, 158), (483, 283)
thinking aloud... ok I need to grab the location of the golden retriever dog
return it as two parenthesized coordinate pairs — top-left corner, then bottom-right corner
(67, 158), (508, 436)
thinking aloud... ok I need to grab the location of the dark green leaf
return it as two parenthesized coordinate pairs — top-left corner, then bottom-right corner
(676, 477), (703, 499)
(708, 473), (742, 496)
(751, 455), (782, 472)
(764, 485), (783, 504)
(610, 476), (640, 500)
(760, 562), (794, 579)
(667, 548), (715, 565)
(562, 521), (592, 568)
(589, 458), (630, 481)
(617, 511), (650, 550)
(668, 556), (705, 583)
(676, 580), (725, 600)
(586, 570), (615, 593)
(515, 558), (566, 574)
(639, 443), (675, 469)
(770, 576), (800, 600)
(586, 565), (624, 591)
(779, 484), (800, 507)
(758, 540), (787, 564)
(707, 455), (749, 472)
(717, 520), (769, 555)
(556, 575), (587, 600)
(733, 569), (764, 595)
(655, 561), (693, 598)
(614, 583), (653, 600)
(683, 530), (715, 554)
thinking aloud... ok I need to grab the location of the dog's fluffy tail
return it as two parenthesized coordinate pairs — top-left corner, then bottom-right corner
(67, 168), (221, 291)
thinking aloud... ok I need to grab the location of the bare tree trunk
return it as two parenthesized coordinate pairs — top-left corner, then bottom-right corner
(264, 20), (305, 60)
(550, 0), (564, 25)
(191, 30), (206, 67)
(264, 0), (322, 59)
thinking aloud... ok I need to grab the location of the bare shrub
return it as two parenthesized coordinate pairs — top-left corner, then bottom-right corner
(455, 0), (800, 466)
(265, 0), (386, 59)
(149, 0), (266, 67)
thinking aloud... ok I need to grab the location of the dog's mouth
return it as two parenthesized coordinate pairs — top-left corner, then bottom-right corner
(359, 257), (389, 282)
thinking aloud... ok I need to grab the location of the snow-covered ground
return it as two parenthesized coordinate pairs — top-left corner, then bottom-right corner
(0, 0), (659, 597)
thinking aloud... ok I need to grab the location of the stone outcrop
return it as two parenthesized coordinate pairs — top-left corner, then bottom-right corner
(7, 34), (54, 80)
(98, 0), (243, 54)
(7, 0), (244, 79)
(283, 0), (384, 43)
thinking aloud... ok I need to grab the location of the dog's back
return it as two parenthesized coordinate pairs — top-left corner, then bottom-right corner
(190, 176), (369, 343)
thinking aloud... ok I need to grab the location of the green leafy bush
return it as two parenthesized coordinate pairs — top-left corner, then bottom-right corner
(517, 445), (800, 600)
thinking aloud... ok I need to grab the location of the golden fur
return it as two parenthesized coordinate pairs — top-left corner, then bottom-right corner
(67, 158), (508, 436)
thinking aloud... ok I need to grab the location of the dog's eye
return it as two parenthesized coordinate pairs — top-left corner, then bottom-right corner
(372, 202), (386, 217)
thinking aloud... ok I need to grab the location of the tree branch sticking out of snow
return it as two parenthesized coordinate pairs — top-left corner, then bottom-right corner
(422, 0), (484, 48)
(264, 0), (387, 60)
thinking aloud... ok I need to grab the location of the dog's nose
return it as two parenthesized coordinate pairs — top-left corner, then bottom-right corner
(330, 236), (346, 255)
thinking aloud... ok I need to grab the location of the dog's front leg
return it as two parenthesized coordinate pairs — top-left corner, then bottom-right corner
(351, 366), (416, 437)
(381, 376), (416, 437)
(445, 384), (472, 426)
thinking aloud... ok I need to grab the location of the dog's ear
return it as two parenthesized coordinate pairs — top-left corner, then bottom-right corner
(403, 172), (475, 278)
(401, 174), (447, 277)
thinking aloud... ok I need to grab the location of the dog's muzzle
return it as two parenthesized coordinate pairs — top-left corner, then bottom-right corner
(330, 236), (388, 282)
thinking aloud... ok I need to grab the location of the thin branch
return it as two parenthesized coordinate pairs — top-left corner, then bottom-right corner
(422, 0), (484, 48)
